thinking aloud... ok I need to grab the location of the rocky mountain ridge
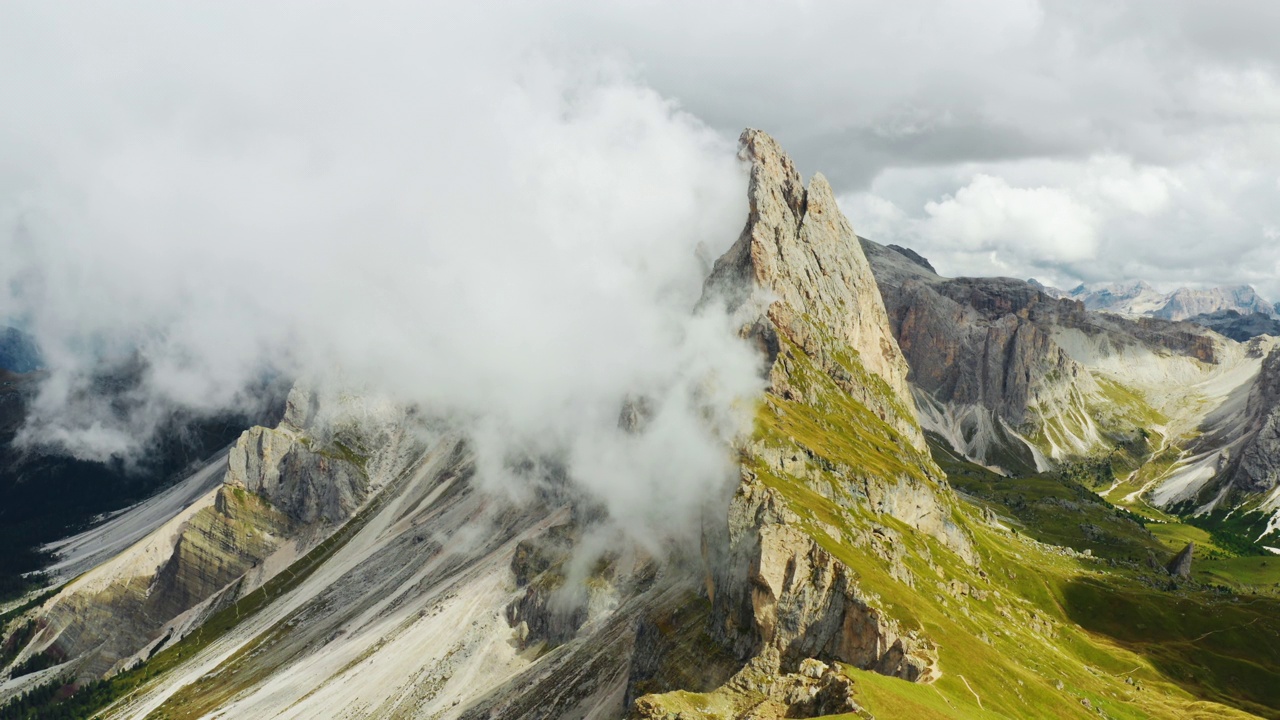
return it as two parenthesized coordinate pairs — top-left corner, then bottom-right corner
(1183, 309), (1280, 342)
(3, 130), (1280, 720)
(863, 238), (1231, 474)
(868, 240), (1280, 547)
(0, 129), (972, 720)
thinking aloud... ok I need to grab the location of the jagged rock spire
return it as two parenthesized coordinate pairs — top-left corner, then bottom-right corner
(705, 128), (923, 449)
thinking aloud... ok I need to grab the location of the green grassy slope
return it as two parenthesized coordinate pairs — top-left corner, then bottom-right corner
(645, 343), (1280, 719)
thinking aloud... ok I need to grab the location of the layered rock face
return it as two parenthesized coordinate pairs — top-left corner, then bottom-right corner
(687, 130), (969, 705)
(15, 475), (292, 678)
(705, 129), (923, 451)
(7, 391), (373, 681)
(861, 239), (1228, 471)
(1216, 347), (1280, 496)
(1185, 310), (1280, 342)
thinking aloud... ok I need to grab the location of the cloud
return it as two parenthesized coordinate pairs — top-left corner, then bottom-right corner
(921, 175), (1099, 263)
(524, 1), (1280, 296)
(841, 152), (1279, 297)
(0, 1), (762, 544)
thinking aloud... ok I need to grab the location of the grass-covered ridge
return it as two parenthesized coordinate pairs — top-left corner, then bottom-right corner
(646, 339), (1280, 719)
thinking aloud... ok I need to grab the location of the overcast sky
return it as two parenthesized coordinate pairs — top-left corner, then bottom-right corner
(551, 0), (1280, 298)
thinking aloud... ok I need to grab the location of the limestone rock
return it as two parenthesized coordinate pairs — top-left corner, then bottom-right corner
(1223, 348), (1280, 494)
(704, 128), (923, 450)
(21, 481), (290, 679)
(282, 382), (319, 429)
(706, 475), (940, 684)
(631, 651), (864, 720)
(225, 425), (367, 525)
(1167, 542), (1194, 580)
(861, 237), (1227, 471)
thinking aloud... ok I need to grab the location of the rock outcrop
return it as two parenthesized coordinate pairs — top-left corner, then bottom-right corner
(5, 391), (374, 682)
(1166, 542), (1194, 580)
(705, 477), (940, 683)
(1214, 347), (1280, 497)
(632, 654), (864, 720)
(225, 425), (367, 525)
(13, 476), (290, 678)
(861, 238), (1229, 472)
(685, 130), (966, 706)
(705, 129), (923, 451)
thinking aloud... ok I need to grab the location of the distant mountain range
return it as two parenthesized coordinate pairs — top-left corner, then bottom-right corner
(1033, 280), (1278, 321)
(1027, 280), (1280, 340)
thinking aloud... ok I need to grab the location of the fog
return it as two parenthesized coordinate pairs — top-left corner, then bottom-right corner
(0, 3), (762, 541)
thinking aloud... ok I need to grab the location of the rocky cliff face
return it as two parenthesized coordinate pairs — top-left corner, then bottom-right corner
(1187, 309), (1280, 342)
(225, 425), (366, 525)
(704, 476), (941, 682)
(1214, 347), (1280, 497)
(862, 240), (1100, 471)
(670, 131), (972, 714)
(3, 388), (378, 682)
(861, 239), (1231, 473)
(705, 129), (923, 451)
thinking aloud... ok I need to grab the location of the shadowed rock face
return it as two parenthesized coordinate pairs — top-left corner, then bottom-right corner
(1167, 542), (1194, 579)
(1186, 309), (1280, 342)
(1218, 348), (1280, 496)
(225, 425), (367, 525)
(860, 238), (1225, 471)
(694, 130), (965, 696)
(705, 128), (922, 451)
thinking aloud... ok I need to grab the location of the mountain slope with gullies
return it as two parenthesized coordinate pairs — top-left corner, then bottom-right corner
(3, 131), (1280, 720)
(861, 239), (1280, 544)
(863, 238), (1238, 474)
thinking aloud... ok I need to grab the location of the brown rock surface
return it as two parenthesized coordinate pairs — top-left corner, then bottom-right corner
(705, 128), (923, 450)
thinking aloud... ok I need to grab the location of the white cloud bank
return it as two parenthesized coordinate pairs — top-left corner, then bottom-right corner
(841, 154), (1280, 295)
(0, 2), (762, 542)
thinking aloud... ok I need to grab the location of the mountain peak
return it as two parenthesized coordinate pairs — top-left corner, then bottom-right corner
(706, 128), (923, 448)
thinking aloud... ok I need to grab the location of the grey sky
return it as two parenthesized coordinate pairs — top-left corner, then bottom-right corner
(546, 0), (1280, 296)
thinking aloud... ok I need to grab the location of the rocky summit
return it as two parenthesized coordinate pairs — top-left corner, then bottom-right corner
(4, 131), (1280, 720)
